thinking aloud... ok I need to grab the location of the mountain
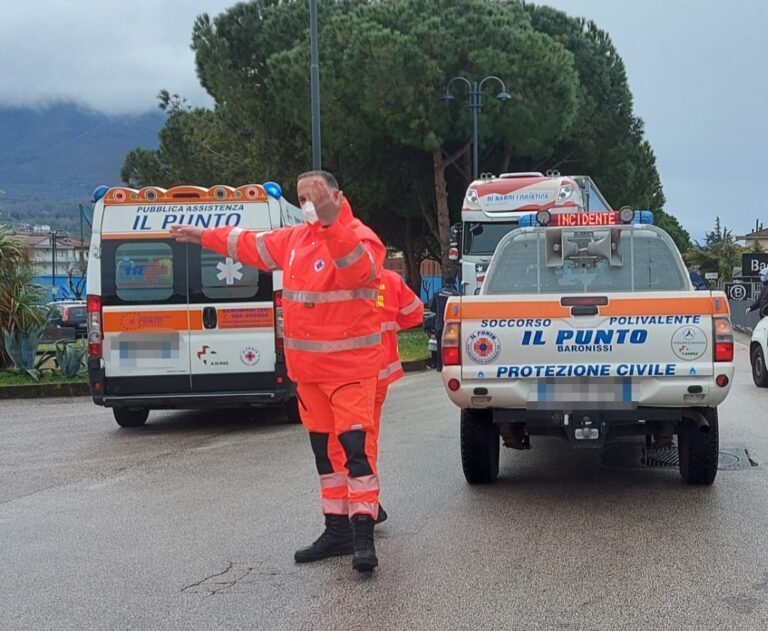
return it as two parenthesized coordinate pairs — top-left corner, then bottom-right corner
(0, 103), (164, 231)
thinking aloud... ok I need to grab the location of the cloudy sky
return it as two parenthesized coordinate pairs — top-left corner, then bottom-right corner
(1, 0), (765, 240)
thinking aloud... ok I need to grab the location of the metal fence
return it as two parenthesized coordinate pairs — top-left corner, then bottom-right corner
(728, 298), (762, 332)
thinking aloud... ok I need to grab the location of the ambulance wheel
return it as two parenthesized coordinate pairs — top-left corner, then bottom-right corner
(113, 407), (149, 428)
(460, 408), (499, 484)
(678, 407), (718, 486)
(284, 397), (302, 424)
(751, 345), (768, 387)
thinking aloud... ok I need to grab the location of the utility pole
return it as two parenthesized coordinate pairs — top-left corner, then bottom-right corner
(310, 0), (321, 169)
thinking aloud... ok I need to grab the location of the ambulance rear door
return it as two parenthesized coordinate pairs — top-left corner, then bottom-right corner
(100, 233), (192, 397)
(187, 191), (280, 396)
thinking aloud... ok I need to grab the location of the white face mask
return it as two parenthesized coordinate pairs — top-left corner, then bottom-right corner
(301, 201), (319, 224)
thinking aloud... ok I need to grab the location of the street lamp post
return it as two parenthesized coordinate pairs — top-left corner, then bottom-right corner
(441, 76), (511, 180)
(309, 0), (321, 169)
(49, 229), (66, 298)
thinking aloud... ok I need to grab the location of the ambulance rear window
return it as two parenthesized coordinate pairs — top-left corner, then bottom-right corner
(114, 243), (174, 302)
(201, 251), (261, 300)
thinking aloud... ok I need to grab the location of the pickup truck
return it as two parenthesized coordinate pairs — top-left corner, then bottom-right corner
(440, 209), (734, 486)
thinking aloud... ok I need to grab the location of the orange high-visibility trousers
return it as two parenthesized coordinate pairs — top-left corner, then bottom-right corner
(297, 377), (380, 519)
(373, 383), (388, 440)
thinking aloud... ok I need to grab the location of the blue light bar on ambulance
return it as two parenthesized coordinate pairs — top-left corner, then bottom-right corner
(92, 185), (109, 203)
(263, 181), (283, 199)
(520, 210), (654, 227)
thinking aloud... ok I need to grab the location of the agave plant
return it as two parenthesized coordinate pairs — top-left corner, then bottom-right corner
(3, 325), (47, 379)
(55, 340), (86, 377)
(0, 225), (48, 369)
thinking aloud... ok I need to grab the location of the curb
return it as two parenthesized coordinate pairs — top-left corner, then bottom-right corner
(0, 381), (90, 400)
(0, 360), (432, 400)
(734, 324), (754, 336)
(402, 359), (430, 373)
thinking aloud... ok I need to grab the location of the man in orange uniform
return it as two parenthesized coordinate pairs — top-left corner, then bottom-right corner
(375, 269), (424, 429)
(170, 171), (386, 572)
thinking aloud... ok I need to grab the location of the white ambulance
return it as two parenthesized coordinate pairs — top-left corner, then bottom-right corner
(440, 209), (735, 486)
(85, 183), (302, 427)
(452, 171), (611, 295)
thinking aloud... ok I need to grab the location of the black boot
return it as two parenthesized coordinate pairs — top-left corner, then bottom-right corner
(294, 515), (353, 563)
(351, 515), (378, 572)
(375, 504), (387, 525)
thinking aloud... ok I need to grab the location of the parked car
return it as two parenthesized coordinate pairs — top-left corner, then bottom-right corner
(47, 301), (87, 339)
(750, 314), (768, 387)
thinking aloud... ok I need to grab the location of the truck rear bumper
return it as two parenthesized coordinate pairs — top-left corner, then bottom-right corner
(441, 365), (735, 410)
(491, 406), (716, 449)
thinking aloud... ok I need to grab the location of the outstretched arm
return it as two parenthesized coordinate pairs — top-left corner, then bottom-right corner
(170, 224), (292, 272)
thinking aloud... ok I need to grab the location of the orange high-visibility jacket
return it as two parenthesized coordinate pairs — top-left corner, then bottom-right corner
(201, 199), (386, 383)
(378, 269), (424, 386)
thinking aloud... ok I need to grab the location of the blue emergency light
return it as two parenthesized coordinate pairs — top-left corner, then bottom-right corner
(92, 185), (109, 203)
(263, 181), (283, 199)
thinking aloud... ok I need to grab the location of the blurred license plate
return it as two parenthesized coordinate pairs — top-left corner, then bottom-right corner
(531, 378), (633, 410)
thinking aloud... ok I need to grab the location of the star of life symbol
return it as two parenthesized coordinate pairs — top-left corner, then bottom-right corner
(216, 257), (243, 285)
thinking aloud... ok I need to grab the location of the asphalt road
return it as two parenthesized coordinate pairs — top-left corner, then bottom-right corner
(3, 333), (768, 630)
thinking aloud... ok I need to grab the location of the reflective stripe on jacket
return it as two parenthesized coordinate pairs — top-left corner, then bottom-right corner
(201, 199), (386, 383)
(377, 269), (424, 386)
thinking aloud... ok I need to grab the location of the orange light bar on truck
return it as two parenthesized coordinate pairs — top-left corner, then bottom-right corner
(521, 208), (654, 228)
(551, 211), (622, 226)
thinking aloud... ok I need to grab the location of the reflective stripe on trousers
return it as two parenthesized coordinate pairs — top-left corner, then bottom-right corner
(284, 332), (381, 352)
(348, 474), (379, 519)
(378, 360), (403, 381)
(319, 472), (348, 517)
(347, 475), (379, 519)
(321, 498), (349, 515)
(320, 472), (348, 493)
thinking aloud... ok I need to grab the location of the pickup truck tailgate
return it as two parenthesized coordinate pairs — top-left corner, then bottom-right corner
(456, 292), (728, 387)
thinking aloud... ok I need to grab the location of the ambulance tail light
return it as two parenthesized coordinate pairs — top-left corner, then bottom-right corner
(442, 321), (461, 366)
(86, 294), (102, 358)
(713, 315), (733, 362)
(274, 290), (284, 350)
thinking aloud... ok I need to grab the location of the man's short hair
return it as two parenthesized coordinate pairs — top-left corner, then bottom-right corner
(297, 170), (339, 190)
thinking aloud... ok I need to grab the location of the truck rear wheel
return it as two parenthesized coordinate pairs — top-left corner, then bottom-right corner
(678, 407), (718, 485)
(751, 345), (768, 387)
(113, 407), (149, 428)
(460, 409), (499, 484)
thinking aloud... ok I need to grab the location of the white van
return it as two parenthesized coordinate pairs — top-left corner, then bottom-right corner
(85, 183), (302, 427)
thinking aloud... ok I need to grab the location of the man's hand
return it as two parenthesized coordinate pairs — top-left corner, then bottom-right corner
(746, 307), (752, 315)
(169, 225), (204, 244)
(308, 179), (343, 227)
